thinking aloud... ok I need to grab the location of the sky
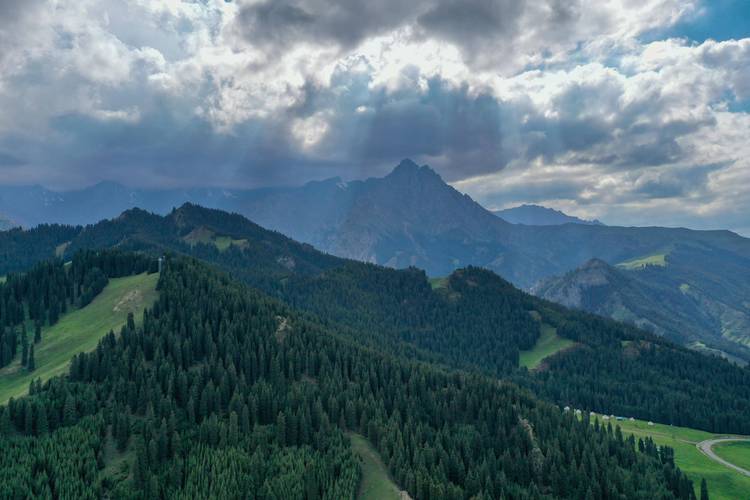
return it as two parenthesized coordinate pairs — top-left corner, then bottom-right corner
(0, 0), (748, 235)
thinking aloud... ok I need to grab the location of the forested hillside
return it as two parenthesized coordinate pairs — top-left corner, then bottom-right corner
(534, 252), (750, 364)
(0, 224), (80, 275)
(0, 254), (697, 498)
(2, 205), (750, 437)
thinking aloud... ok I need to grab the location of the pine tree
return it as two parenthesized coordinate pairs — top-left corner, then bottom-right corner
(37, 405), (49, 435)
(276, 412), (287, 446)
(21, 327), (29, 366)
(700, 478), (709, 500)
(0, 408), (11, 436)
(27, 344), (35, 372)
(34, 321), (41, 344)
(63, 394), (77, 426)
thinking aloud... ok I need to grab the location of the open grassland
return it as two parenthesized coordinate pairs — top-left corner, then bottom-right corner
(213, 235), (248, 251)
(182, 226), (248, 252)
(714, 441), (750, 473)
(429, 277), (448, 290)
(611, 418), (750, 500)
(519, 324), (575, 369)
(0, 272), (159, 404)
(349, 433), (402, 500)
(616, 253), (667, 270)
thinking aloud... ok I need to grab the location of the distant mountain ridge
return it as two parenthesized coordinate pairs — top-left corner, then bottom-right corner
(533, 258), (750, 365)
(493, 204), (604, 226)
(2, 159), (750, 362)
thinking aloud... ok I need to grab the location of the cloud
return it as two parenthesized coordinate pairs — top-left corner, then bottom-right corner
(0, 0), (748, 234)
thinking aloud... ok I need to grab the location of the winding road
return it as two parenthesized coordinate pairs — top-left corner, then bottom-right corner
(696, 438), (750, 477)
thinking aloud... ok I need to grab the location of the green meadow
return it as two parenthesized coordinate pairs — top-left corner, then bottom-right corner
(616, 253), (667, 270)
(213, 235), (248, 251)
(610, 418), (750, 500)
(519, 324), (575, 369)
(0, 272), (159, 404)
(429, 277), (448, 289)
(714, 441), (750, 473)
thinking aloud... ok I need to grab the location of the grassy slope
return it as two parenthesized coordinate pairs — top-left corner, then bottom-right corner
(714, 441), (750, 472)
(349, 433), (402, 500)
(183, 227), (247, 252)
(429, 277), (448, 290)
(616, 253), (667, 270)
(519, 324), (575, 369)
(612, 418), (750, 500)
(213, 235), (248, 251)
(0, 272), (159, 404)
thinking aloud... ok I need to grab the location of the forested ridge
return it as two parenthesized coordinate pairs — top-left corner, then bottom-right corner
(0, 224), (80, 275)
(2, 205), (750, 437)
(0, 254), (698, 498)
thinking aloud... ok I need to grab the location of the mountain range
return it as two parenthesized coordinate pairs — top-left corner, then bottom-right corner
(533, 258), (750, 365)
(1, 159), (749, 363)
(493, 204), (603, 226)
(5, 206), (744, 498)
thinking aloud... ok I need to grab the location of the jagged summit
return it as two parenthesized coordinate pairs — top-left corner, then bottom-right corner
(386, 158), (442, 181)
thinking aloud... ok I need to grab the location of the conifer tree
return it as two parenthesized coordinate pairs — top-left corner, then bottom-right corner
(27, 344), (35, 372)
(21, 326), (29, 366)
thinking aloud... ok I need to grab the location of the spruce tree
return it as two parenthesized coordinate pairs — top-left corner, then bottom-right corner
(700, 478), (709, 500)
(21, 326), (29, 366)
(27, 344), (35, 372)
(34, 321), (41, 344)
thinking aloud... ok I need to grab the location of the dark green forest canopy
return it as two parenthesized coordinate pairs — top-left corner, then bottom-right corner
(0, 254), (697, 498)
(2, 205), (750, 436)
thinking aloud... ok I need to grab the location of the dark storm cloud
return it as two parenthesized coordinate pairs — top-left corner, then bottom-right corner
(415, 0), (570, 67)
(24, 62), (720, 190)
(312, 76), (528, 180)
(235, 0), (582, 68)
(418, 0), (524, 44)
(43, 104), (350, 189)
(236, 0), (423, 56)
